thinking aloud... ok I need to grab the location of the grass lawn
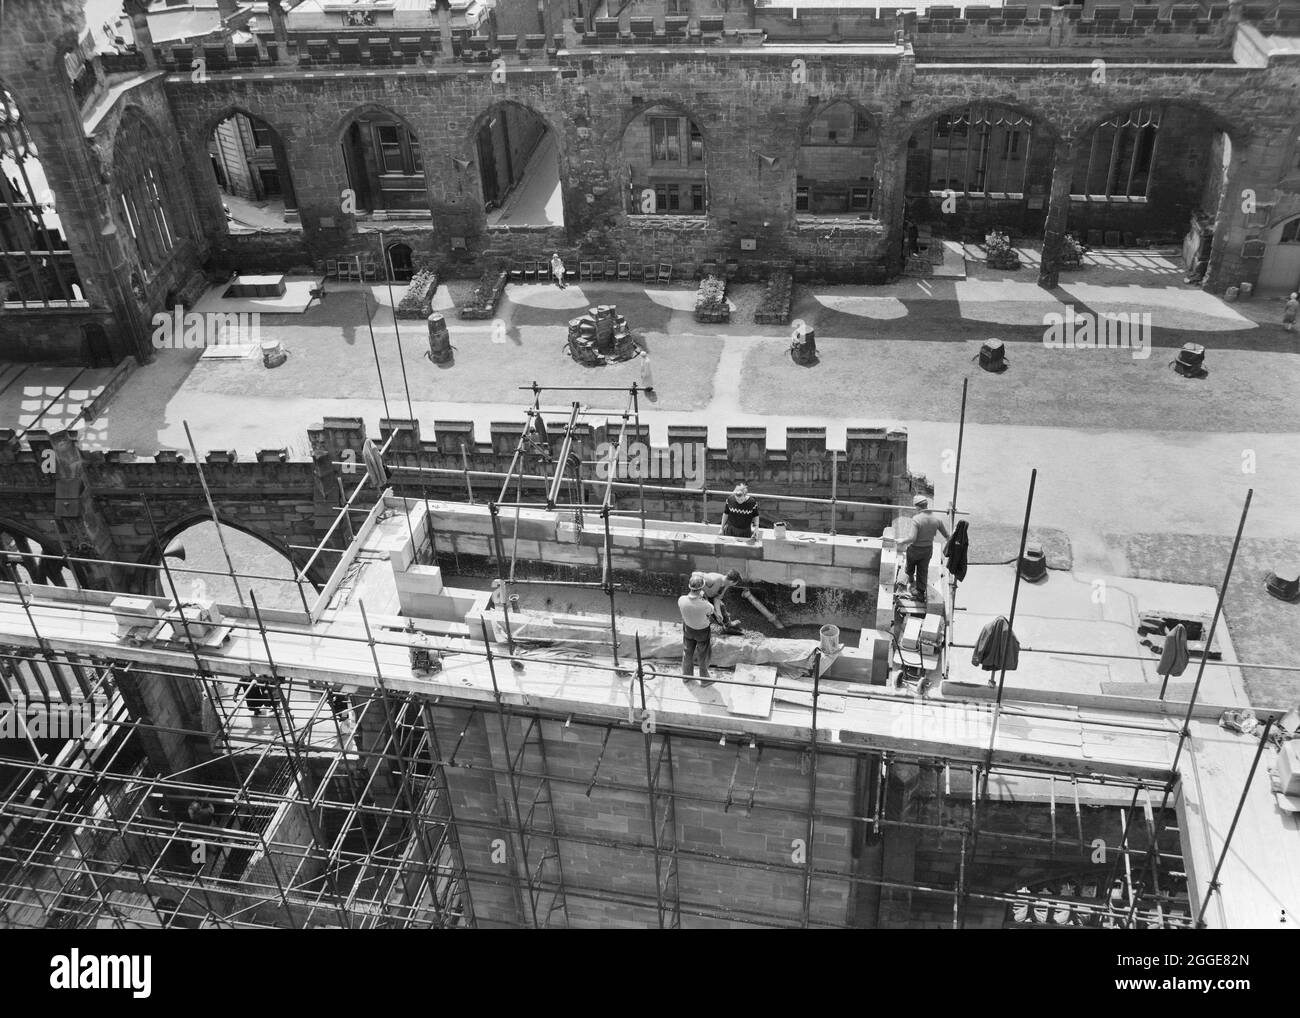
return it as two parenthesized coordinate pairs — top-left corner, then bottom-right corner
(181, 285), (724, 411)
(737, 285), (1300, 432)
(1117, 533), (1300, 708)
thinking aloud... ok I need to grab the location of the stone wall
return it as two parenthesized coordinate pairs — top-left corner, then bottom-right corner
(437, 706), (862, 928)
(6, 0), (1300, 359)
(0, 416), (916, 591)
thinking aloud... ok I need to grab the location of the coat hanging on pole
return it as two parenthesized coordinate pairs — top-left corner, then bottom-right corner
(972, 615), (1019, 672)
(1157, 623), (1190, 678)
(944, 519), (970, 583)
(362, 438), (388, 488)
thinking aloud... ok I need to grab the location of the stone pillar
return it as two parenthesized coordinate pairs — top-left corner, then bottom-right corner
(1204, 132), (1280, 294)
(0, 0), (150, 363)
(48, 429), (128, 590)
(876, 131), (911, 279)
(1037, 137), (1076, 290)
(112, 663), (217, 783)
(267, 0), (293, 65)
(122, 0), (156, 69)
(1047, 4), (1067, 47)
(435, 0), (454, 52)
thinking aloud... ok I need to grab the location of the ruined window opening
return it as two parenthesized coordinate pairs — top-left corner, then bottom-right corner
(341, 113), (427, 216)
(798, 102), (878, 218)
(1281, 217), (1300, 244)
(477, 104), (564, 229)
(1072, 107), (1162, 202)
(626, 108), (708, 218)
(114, 114), (184, 275)
(0, 87), (82, 308)
(926, 105), (1033, 199)
(210, 112), (302, 231)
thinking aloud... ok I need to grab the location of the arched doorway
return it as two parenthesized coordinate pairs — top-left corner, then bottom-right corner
(82, 323), (115, 367)
(207, 111), (301, 232)
(386, 242), (413, 282)
(475, 102), (564, 228)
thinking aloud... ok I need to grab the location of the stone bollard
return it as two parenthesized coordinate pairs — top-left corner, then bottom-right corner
(261, 340), (288, 368)
(427, 312), (452, 365)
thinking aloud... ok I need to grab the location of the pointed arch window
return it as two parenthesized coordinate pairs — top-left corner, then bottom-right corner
(1071, 107), (1162, 201)
(0, 87), (82, 307)
(927, 104), (1034, 198)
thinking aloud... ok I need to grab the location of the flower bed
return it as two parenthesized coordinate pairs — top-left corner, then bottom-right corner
(985, 231), (1022, 270)
(754, 271), (793, 325)
(457, 268), (508, 320)
(694, 274), (729, 324)
(1059, 234), (1084, 269)
(395, 267), (440, 319)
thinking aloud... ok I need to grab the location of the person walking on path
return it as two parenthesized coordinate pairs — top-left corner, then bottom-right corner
(1284, 292), (1298, 332)
(678, 572), (716, 685)
(639, 350), (655, 397)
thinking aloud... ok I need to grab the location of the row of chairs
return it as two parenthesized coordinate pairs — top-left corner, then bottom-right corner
(507, 261), (677, 284)
(326, 259), (379, 281)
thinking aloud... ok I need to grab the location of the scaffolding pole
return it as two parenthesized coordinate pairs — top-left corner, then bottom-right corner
(957, 467), (1036, 930)
(1130, 489), (1253, 922)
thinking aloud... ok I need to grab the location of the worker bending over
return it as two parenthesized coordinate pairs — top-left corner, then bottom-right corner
(699, 569), (743, 634)
(900, 495), (950, 600)
(677, 572), (716, 686)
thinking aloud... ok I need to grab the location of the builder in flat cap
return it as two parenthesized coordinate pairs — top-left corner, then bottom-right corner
(900, 495), (950, 600)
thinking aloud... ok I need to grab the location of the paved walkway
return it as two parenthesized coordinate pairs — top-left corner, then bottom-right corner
(5, 267), (1298, 551)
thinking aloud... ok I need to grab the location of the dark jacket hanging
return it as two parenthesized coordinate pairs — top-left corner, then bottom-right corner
(972, 615), (1019, 672)
(362, 438), (388, 488)
(1157, 623), (1190, 678)
(944, 519), (970, 583)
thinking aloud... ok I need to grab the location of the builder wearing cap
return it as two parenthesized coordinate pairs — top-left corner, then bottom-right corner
(678, 572), (716, 685)
(900, 496), (950, 600)
(700, 569), (744, 634)
(721, 484), (759, 539)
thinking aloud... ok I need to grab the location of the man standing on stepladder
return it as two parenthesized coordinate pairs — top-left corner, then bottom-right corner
(899, 495), (950, 600)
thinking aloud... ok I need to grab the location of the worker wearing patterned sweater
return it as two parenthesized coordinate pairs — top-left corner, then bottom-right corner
(721, 484), (758, 538)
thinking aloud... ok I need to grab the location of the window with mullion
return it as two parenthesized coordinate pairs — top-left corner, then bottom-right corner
(650, 117), (680, 164)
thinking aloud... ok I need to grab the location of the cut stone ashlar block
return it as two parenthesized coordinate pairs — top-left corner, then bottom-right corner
(111, 595), (163, 637)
